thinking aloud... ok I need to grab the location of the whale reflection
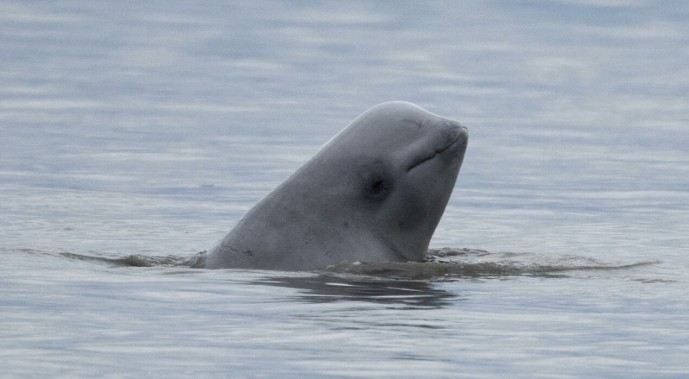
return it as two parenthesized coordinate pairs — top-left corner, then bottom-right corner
(255, 274), (460, 308)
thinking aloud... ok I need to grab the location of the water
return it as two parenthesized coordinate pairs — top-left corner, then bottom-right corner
(2, 1), (688, 377)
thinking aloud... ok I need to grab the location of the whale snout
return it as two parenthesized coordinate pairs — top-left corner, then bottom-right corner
(449, 123), (468, 147)
(434, 121), (468, 169)
(459, 124), (468, 139)
(437, 120), (468, 152)
(405, 120), (468, 172)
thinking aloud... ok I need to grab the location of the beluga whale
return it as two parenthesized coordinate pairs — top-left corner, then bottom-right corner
(206, 101), (468, 271)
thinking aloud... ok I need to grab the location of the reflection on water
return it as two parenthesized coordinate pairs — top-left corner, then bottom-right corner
(255, 274), (458, 308)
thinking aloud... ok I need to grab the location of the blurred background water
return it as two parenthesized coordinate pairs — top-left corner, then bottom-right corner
(1, 1), (688, 377)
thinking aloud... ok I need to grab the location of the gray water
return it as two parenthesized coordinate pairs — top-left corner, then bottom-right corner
(2, 1), (689, 377)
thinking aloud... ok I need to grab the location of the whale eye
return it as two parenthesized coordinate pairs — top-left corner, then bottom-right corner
(358, 160), (394, 202)
(364, 173), (392, 201)
(371, 179), (386, 194)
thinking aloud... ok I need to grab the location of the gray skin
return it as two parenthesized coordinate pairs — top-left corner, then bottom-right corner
(206, 101), (468, 271)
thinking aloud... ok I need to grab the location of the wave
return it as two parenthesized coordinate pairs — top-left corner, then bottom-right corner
(322, 248), (657, 279)
(54, 248), (658, 280)
(59, 251), (207, 268)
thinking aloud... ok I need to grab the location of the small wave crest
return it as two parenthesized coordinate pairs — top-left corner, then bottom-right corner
(60, 251), (207, 268)
(322, 248), (658, 280)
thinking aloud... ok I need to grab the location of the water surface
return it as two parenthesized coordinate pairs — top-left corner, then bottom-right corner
(2, 1), (688, 377)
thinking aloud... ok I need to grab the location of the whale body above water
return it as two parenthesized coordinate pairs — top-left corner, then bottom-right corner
(206, 101), (468, 271)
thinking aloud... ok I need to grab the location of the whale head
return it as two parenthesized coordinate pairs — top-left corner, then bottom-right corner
(207, 101), (468, 270)
(307, 101), (468, 262)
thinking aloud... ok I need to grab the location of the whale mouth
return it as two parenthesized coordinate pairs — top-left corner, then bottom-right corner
(406, 130), (466, 172)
